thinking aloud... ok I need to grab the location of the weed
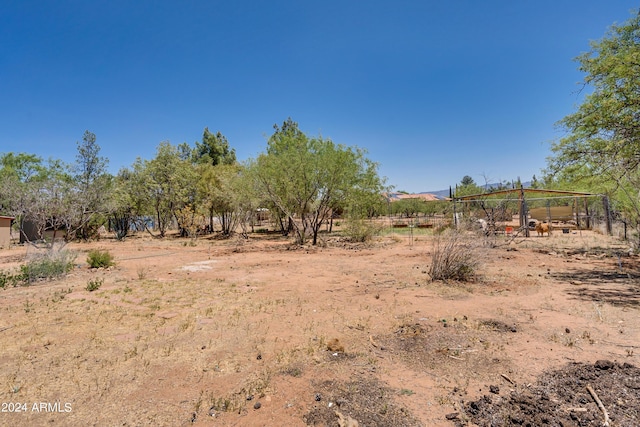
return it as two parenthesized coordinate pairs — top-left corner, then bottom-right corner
(87, 249), (115, 268)
(179, 316), (195, 332)
(162, 342), (175, 357)
(429, 230), (481, 281)
(282, 364), (304, 377)
(435, 394), (454, 405)
(20, 246), (76, 284)
(228, 309), (241, 326)
(86, 278), (104, 292)
(124, 346), (138, 360)
(581, 331), (595, 344)
(0, 269), (24, 288)
(51, 288), (72, 302)
(136, 267), (148, 280)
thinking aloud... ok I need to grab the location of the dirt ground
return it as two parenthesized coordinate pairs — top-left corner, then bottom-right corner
(0, 228), (639, 426)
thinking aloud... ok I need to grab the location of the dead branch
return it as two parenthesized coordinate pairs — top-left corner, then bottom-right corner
(500, 373), (515, 385)
(369, 335), (379, 348)
(587, 384), (611, 426)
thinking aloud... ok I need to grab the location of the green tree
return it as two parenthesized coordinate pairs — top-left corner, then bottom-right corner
(2, 143), (111, 243)
(0, 153), (45, 216)
(548, 11), (640, 238)
(193, 128), (236, 166)
(0, 153), (78, 243)
(24, 159), (75, 243)
(71, 130), (111, 240)
(108, 167), (139, 240)
(177, 142), (193, 162)
(133, 142), (198, 237)
(391, 198), (425, 218)
(249, 120), (385, 245)
(530, 174), (540, 189)
(196, 163), (245, 235)
(455, 176), (483, 197)
(460, 175), (475, 187)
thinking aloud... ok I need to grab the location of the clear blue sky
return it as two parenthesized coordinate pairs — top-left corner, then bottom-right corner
(1, 1), (637, 192)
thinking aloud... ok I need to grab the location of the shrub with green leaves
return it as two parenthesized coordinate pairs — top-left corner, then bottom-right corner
(343, 217), (382, 243)
(0, 270), (23, 288)
(20, 247), (76, 284)
(86, 278), (103, 292)
(87, 250), (114, 268)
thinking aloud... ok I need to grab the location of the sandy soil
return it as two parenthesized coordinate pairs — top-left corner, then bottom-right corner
(0, 228), (638, 426)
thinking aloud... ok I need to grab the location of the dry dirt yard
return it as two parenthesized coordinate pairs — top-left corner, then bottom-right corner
(0, 229), (639, 426)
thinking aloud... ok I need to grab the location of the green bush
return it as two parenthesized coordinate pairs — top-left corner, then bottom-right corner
(87, 250), (114, 268)
(0, 270), (23, 288)
(20, 248), (76, 284)
(343, 217), (382, 243)
(1, 245), (76, 287)
(86, 278), (103, 292)
(21, 256), (75, 282)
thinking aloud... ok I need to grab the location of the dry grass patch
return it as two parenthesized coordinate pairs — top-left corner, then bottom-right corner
(376, 317), (513, 382)
(304, 375), (422, 427)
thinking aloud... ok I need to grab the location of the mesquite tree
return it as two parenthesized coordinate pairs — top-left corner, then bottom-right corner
(548, 11), (640, 245)
(249, 119), (385, 245)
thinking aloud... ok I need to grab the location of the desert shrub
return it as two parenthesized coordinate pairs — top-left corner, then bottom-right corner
(0, 270), (23, 288)
(20, 246), (76, 284)
(87, 249), (114, 268)
(86, 278), (103, 292)
(433, 222), (453, 235)
(343, 218), (382, 242)
(0, 271), (9, 288)
(428, 230), (481, 281)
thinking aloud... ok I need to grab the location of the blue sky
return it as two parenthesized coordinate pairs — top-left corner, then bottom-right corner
(1, 1), (637, 192)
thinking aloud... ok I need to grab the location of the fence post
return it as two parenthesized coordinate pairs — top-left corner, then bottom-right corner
(603, 196), (612, 235)
(584, 197), (591, 229)
(519, 185), (529, 237)
(453, 197), (458, 229)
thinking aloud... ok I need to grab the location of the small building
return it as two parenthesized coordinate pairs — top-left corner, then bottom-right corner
(0, 216), (15, 249)
(19, 218), (67, 244)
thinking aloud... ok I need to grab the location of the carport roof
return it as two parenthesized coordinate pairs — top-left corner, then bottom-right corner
(454, 188), (598, 201)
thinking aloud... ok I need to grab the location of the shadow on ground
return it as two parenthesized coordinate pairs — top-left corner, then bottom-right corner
(551, 269), (640, 307)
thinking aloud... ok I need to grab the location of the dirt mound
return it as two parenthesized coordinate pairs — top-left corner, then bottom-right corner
(456, 360), (640, 426)
(376, 318), (513, 381)
(304, 376), (422, 427)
